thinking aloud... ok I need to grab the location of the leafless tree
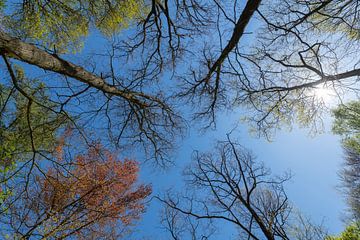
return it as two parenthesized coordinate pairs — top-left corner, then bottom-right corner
(340, 147), (360, 221)
(3, 1), (360, 162)
(4, 1), (360, 166)
(173, 1), (360, 137)
(160, 204), (215, 240)
(159, 136), (293, 240)
(1, 1), (359, 238)
(158, 136), (330, 239)
(288, 211), (327, 240)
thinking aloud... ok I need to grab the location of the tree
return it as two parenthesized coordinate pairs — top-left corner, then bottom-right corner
(0, 66), (66, 159)
(159, 137), (329, 239)
(174, 0), (360, 137)
(1, 0), (360, 237)
(0, 66), (68, 203)
(2, 1), (360, 162)
(160, 204), (216, 240)
(158, 137), (326, 240)
(1, 0), (360, 158)
(0, 0), (184, 166)
(6, 0), (144, 52)
(333, 102), (360, 152)
(333, 102), (360, 221)
(325, 223), (360, 240)
(2, 142), (151, 239)
(288, 212), (328, 240)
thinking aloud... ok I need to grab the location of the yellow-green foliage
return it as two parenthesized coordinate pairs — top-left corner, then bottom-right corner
(90, 0), (145, 36)
(0, 67), (67, 166)
(310, 2), (360, 40)
(4, 0), (144, 52)
(0, 0), (5, 10)
(325, 223), (360, 240)
(332, 101), (360, 153)
(0, 67), (68, 204)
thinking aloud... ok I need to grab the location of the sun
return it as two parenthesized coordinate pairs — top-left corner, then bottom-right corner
(312, 86), (336, 104)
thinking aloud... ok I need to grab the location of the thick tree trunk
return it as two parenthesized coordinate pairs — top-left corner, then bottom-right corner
(0, 31), (154, 106)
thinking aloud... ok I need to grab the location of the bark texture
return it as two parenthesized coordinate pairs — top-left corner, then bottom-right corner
(0, 31), (155, 106)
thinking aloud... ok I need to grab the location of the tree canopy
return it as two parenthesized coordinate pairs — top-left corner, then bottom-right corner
(2, 141), (151, 239)
(333, 102), (360, 221)
(325, 223), (360, 240)
(333, 102), (360, 152)
(1, 0), (360, 238)
(3, 0), (144, 52)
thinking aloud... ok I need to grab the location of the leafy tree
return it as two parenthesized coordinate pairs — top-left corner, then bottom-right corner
(325, 223), (360, 240)
(3, 0), (360, 162)
(3, 143), (151, 239)
(0, 0), (182, 165)
(0, 67), (66, 158)
(0, 65), (67, 204)
(333, 102), (360, 221)
(4, 0), (144, 52)
(1, 1), (360, 237)
(333, 102), (360, 152)
(311, 1), (360, 39)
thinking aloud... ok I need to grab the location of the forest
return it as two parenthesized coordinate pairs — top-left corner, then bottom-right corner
(0, 0), (360, 239)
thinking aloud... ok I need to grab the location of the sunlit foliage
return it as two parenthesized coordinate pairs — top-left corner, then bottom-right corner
(1, 68), (65, 156)
(3, 0), (145, 52)
(325, 223), (360, 240)
(333, 101), (360, 152)
(333, 102), (360, 221)
(311, 1), (360, 39)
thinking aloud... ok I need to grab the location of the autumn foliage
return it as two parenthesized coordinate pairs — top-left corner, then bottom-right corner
(18, 144), (152, 239)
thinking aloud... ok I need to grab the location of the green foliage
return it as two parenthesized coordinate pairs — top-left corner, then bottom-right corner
(311, 1), (360, 40)
(0, 67), (67, 167)
(325, 223), (360, 240)
(332, 101), (360, 152)
(243, 89), (326, 139)
(5, 0), (145, 52)
(89, 0), (146, 36)
(0, 66), (68, 203)
(333, 102), (360, 221)
(0, 0), (5, 11)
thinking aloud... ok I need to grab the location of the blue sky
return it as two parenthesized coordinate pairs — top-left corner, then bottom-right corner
(76, 6), (347, 239)
(4, 1), (349, 238)
(132, 109), (346, 239)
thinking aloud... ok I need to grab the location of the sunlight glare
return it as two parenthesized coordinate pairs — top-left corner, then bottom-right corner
(313, 86), (336, 104)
